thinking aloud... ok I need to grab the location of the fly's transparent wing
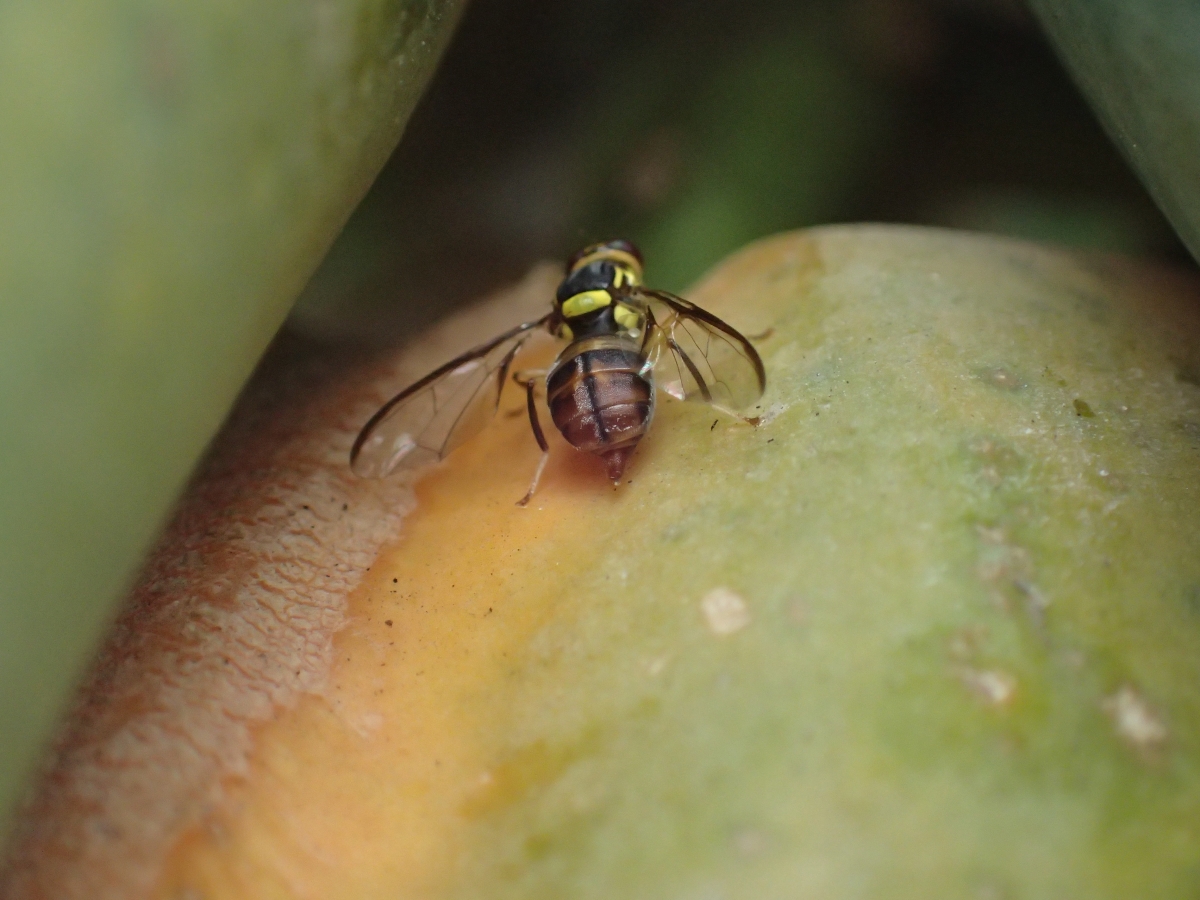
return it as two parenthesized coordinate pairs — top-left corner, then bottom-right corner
(639, 288), (766, 413)
(351, 316), (552, 478)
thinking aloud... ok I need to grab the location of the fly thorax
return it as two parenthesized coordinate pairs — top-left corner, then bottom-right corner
(557, 294), (644, 341)
(555, 249), (645, 340)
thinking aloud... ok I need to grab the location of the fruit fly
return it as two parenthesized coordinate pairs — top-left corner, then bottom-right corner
(351, 239), (766, 505)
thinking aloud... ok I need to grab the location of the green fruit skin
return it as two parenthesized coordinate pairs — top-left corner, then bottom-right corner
(445, 227), (1200, 899)
(0, 0), (463, 835)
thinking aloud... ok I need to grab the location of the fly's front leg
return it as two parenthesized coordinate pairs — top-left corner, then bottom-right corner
(512, 369), (550, 507)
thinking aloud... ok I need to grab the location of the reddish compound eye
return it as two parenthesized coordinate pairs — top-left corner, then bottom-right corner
(605, 238), (643, 267)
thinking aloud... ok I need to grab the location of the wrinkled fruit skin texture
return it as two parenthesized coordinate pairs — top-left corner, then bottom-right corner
(10, 226), (1200, 900)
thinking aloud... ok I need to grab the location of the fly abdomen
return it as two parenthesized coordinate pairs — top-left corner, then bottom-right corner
(546, 335), (655, 481)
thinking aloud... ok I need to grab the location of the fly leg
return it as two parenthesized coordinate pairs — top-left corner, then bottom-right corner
(512, 370), (549, 507)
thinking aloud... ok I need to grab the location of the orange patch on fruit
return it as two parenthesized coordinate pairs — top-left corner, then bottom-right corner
(154, 372), (630, 898)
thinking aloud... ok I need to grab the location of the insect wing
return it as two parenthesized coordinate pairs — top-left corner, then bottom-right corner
(640, 289), (766, 413)
(351, 316), (551, 478)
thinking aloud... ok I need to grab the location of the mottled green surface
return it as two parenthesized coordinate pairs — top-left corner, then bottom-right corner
(452, 227), (1200, 898)
(1030, 0), (1200, 264)
(0, 0), (463, 833)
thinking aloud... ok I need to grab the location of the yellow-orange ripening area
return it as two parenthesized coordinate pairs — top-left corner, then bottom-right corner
(21, 227), (1200, 900)
(158, 394), (657, 898)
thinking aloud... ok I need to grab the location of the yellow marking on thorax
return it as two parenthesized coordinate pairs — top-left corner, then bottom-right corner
(613, 303), (640, 331)
(561, 289), (612, 319)
(611, 265), (639, 289)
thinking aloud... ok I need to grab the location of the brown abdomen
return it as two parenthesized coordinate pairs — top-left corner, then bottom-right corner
(546, 336), (655, 461)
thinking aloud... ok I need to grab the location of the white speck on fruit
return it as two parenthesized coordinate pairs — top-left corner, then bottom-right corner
(756, 401), (789, 426)
(1103, 685), (1168, 751)
(353, 711), (384, 737)
(701, 587), (750, 635)
(956, 667), (1017, 706)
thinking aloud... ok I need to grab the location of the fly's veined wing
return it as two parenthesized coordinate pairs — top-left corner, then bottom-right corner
(350, 316), (551, 478)
(640, 288), (766, 413)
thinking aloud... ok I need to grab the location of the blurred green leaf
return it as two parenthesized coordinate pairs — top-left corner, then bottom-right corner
(0, 0), (463, 834)
(1029, 0), (1200, 264)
